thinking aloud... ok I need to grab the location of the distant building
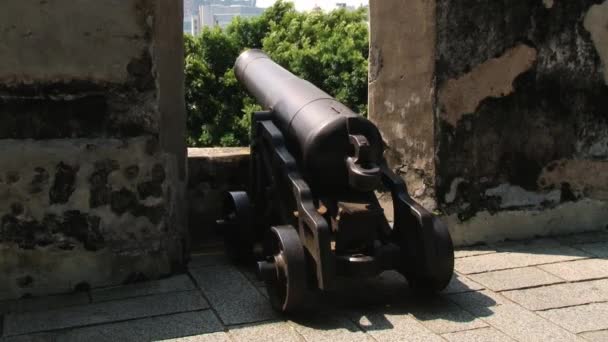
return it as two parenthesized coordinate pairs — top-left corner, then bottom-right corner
(183, 15), (200, 35)
(335, 3), (356, 10)
(184, 0), (205, 17)
(199, 2), (264, 30)
(183, 17), (192, 33)
(185, 0), (263, 33)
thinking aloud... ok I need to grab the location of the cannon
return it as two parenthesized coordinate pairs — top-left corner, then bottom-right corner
(220, 49), (454, 313)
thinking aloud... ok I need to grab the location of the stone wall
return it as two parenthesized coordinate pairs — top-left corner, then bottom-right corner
(0, 0), (186, 299)
(188, 148), (249, 249)
(370, 0), (608, 245)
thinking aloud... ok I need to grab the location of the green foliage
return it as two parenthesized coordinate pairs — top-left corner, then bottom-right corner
(185, 1), (369, 147)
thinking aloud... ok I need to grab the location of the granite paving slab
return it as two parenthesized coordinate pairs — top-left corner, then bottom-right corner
(454, 246), (497, 259)
(587, 278), (608, 293)
(447, 290), (581, 342)
(442, 327), (515, 342)
(501, 282), (608, 311)
(162, 331), (233, 342)
(579, 330), (608, 342)
(539, 302), (608, 334)
(410, 297), (488, 334)
(554, 231), (608, 245)
(447, 289), (509, 312)
(7, 310), (223, 342)
(5, 233), (608, 342)
(443, 274), (485, 294)
(540, 259), (608, 282)
(291, 314), (374, 342)
(0, 292), (89, 315)
(469, 267), (564, 292)
(491, 238), (566, 252)
(188, 252), (231, 269)
(189, 265), (277, 325)
(90, 274), (196, 302)
(229, 321), (303, 342)
(351, 311), (444, 342)
(3, 290), (208, 336)
(2, 310), (222, 342)
(0, 333), (57, 342)
(455, 247), (589, 275)
(573, 242), (608, 258)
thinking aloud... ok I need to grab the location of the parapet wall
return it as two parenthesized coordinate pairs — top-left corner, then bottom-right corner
(0, 0), (186, 300)
(188, 148), (249, 249)
(369, 0), (608, 244)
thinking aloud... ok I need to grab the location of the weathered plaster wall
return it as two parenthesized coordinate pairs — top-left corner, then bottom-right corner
(0, 0), (186, 299)
(370, 0), (608, 245)
(368, 0), (437, 209)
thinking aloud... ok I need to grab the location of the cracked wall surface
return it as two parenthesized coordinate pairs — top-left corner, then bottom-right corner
(0, 0), (186, 300)
(370, 0), (608, 244)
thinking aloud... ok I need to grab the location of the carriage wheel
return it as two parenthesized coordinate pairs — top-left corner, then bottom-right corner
(258, 225), (307, 313)
(401, 217), (454, 293)
(220, 191), (254, 263)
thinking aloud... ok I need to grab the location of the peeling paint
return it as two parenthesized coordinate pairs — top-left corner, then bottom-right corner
(368, 45), (383, 83)
(539, 159), (608, 200)
(399, 166), (437, 210)
(383, 100), (395, 113)
(445, 177), (465, 203)
(438, 44), (538, 127)
(584, 0), (608, 85)
(485, 183), (561, 209)
(402, 93), (421, 113)
(445, 199), (608, 247)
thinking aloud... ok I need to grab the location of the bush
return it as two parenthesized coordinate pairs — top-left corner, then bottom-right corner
(185, 1), (369, 147)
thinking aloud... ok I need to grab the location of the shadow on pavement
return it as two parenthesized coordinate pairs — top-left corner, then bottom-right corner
(288, 270), (495, 332)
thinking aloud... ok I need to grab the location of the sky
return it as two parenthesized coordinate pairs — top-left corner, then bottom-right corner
(256, 0), (368, 11)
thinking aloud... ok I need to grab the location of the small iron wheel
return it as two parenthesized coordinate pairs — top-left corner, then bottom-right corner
(220, 191), (254, 263)
(400, 217), (454, 293)
(258, 225), (307, 313)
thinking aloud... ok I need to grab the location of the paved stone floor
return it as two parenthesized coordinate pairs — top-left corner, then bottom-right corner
(2, 231), (608, 341)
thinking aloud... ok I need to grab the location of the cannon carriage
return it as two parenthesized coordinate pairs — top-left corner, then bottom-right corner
(219, 50), (454, 313)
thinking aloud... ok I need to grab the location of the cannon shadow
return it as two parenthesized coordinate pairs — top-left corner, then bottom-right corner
(286, 270), (496, 333)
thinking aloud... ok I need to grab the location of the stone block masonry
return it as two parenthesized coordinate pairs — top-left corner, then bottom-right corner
(187, 147), (250, 249)
(369, 0), (608, 245)
(0, 0), (186, 299)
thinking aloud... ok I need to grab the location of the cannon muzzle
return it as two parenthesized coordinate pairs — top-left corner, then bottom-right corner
(234, 49), (383, 192)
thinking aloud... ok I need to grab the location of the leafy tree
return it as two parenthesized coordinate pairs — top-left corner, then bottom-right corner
(185, 1), (369, 147)
(262, 6), (369, 114)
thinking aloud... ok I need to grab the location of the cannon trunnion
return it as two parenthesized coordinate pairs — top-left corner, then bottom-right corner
(220, 50), (454, 313)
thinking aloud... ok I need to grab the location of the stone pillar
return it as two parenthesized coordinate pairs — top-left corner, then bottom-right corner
(370, 0), (608, 245)
(0, 0), (187, 299)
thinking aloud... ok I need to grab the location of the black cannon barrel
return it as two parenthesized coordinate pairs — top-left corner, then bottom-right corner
(235, 49), (383, 192)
